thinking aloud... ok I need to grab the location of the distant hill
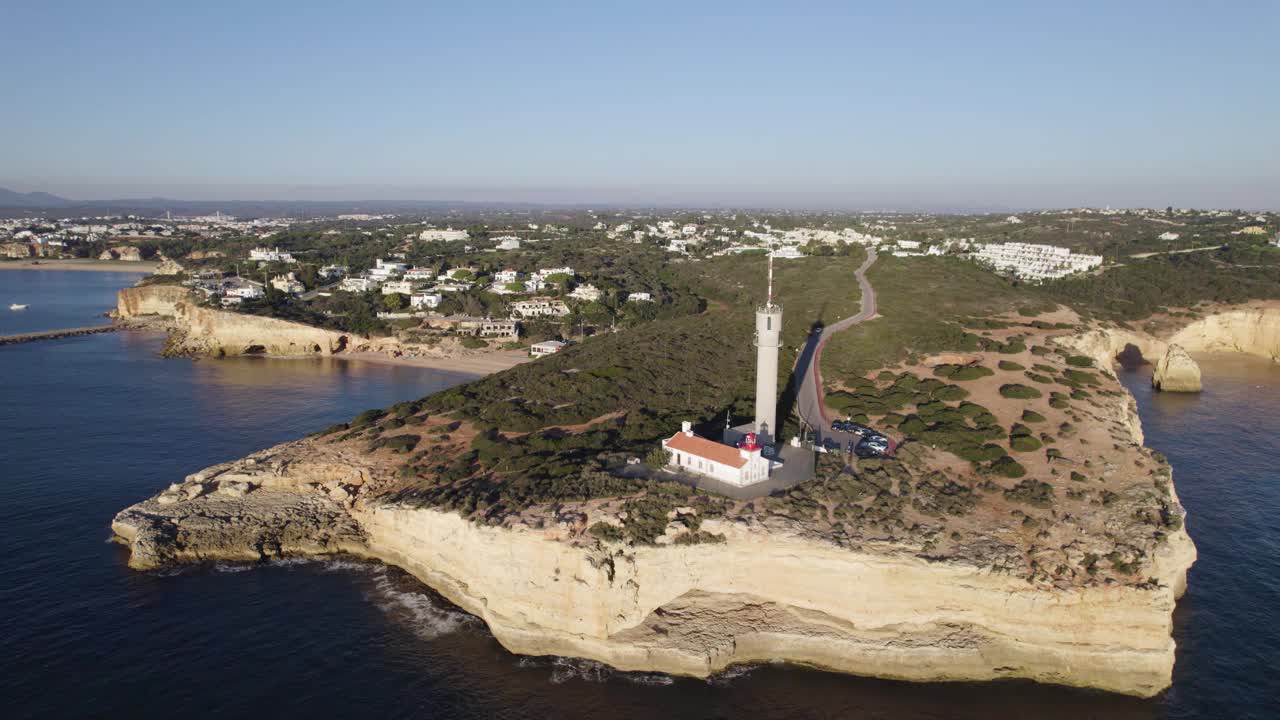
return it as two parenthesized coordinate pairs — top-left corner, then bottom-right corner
(0, 187), (70, 208)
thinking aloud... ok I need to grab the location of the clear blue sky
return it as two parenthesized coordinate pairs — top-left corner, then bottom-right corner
(2, 0), (1276, 209)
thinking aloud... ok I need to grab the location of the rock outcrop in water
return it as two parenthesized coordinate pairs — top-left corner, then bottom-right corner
(1152, 345), (1202, 392)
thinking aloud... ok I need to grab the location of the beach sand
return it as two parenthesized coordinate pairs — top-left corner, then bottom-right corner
(0, 259), (160, 273)
(335, 349), (531, 375)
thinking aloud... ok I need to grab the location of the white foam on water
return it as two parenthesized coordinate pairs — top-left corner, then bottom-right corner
(213, 562), (254, 573)
(708, 664), (757, 686)
(367, 567), (476, 640)
(621, 672), (675, 686)
(548, 657), (612, 685)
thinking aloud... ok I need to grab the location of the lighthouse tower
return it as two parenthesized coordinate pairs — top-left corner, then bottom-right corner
(754, 255), (783, 445)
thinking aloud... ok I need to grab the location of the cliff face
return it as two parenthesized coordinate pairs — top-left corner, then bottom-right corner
(1058, 305), (1280, 375)
(356, 504), (1192, 697)
(174, 304), (351, 356)
(1170, 308), (1280, 361)
(116, 284), (351, 357)
(117, 285), (189, 318)
(112, 409), (1196, 699)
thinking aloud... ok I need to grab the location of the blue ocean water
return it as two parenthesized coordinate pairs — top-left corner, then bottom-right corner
(1, 271), (1277, 719)
(0, 269), (146, 334)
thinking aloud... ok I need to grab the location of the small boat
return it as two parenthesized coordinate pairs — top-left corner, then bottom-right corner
(9, 304), (29, 310)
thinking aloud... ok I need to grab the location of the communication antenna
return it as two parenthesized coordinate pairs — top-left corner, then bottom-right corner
(766, 251), (774, 307)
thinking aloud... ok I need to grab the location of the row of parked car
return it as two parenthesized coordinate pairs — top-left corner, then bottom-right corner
(829, 419), (892, 458)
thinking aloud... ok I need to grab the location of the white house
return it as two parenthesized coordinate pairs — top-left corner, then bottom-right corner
(626, 292), (653, 302)
(419, 228), (470, 241)
(681, 223), (699, 236)
(381, 279), (415, 295)
(340, 277), (378, 293)
(511, 298), (570, 318)
(269, 272), (305, 294)
(569, 284), (602, 302)
(494, 236), (522, 250)
(530, 340), (567, 357)
(369, 259), (408, 280)
(410, 293), (443, 309)
(225, 283), (264, 300)
(249, 247), (295, 263)
(404, 267), (436, 281)
(494, 269), (521, 284)
(1158, 232), (1181, 241)
(533, 266), (574, 282)
(661, 422), (774, 488)
(319, 264), (348, 280)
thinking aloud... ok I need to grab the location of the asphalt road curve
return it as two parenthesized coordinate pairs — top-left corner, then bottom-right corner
(792, 250), (881, 451)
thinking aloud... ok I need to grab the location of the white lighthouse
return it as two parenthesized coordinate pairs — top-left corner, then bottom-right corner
(753, 255), (782, 445)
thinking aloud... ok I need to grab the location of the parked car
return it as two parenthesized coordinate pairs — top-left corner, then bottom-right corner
(855, 436), (890, 458)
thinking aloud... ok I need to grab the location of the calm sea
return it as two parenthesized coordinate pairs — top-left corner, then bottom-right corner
(1, 271), (1277, 719)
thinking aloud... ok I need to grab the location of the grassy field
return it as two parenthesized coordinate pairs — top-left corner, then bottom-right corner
(821, 255), (1053, 380)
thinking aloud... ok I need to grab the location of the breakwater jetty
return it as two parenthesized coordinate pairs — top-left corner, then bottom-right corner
(0, 325), (121, 346)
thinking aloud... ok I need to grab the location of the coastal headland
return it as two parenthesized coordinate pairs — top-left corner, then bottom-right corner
(117, 302), (1280, 697)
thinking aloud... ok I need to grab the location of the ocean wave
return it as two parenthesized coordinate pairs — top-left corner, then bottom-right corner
(549, 657), (613, 684)
(368, 567), (476, 639)
(708, 664), (757, 686)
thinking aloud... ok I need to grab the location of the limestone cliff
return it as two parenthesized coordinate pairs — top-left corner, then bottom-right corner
(112, 385), (1197, 699)
(1057, 303), (1280, 381)
(116, 284), (353, 356)
(1152, 345), (1202, 392)
(117, 284), (189, 318)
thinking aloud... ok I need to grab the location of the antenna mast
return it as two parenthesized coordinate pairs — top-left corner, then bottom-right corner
(766, 252), (774, 307)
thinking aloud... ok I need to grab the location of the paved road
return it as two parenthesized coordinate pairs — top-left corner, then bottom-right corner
(1128, 244), (1223, 259)
(792, 250), (879, 450)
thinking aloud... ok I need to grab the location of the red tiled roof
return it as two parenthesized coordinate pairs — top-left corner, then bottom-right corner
(664, 432), (747, 469)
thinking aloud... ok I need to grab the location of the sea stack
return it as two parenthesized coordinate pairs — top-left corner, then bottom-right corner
(1152, 344), (1202, 392)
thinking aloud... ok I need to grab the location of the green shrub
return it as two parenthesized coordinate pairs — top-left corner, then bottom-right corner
(1024, 372), (1053, 384)
(932, 384), (970, 401)
(998, 360), (1025, 371)
(999, 384), (1043, 399)
(1004, 479), (1055, 507)
(949, 365), (995, 381)
(1010, 434), (1043, 452)
(998, 340), (1027, 354)
(989, 457), (1027, 478)
(460, 336), (489, 349)
(369, 434), (420, 454)
(1031, 345), (1051, 356)
(1066, 355), (1095, 367)
(588, 522), (625, 542)
(1021, 409), (1046, 423)
(1049, 392), (1071, 409)
(1070, 471), (1087, 482)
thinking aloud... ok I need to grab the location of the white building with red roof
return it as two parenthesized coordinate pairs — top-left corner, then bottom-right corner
(662, 421), (775, 487)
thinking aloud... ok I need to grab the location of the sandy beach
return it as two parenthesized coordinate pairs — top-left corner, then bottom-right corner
(0, 259), (159, 273)
(336, 349), (531, 375)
